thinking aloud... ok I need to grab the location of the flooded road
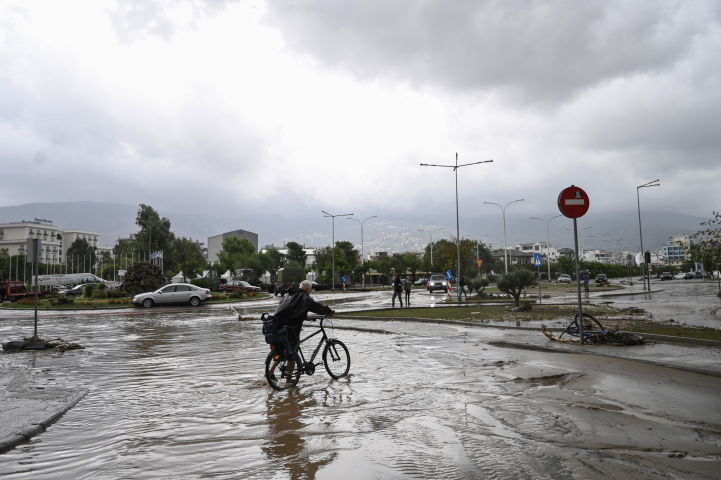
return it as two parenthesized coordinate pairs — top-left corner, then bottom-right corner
(1, 305), (720, 478)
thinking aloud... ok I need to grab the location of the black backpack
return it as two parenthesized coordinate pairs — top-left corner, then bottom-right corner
(261, 313), (282, 345)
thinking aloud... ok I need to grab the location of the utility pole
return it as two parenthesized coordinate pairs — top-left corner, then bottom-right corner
(348, 215), (376, 289)
(485, 199), (524, 273)
(418, 228), (443, 272)
(422, 153), (493, 285)
(322, 211), (353, 290)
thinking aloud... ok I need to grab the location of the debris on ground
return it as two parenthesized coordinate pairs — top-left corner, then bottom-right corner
(2, 336), (84, 352)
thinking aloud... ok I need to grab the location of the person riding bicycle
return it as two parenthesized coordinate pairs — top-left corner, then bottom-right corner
(267, 280), (335, 384)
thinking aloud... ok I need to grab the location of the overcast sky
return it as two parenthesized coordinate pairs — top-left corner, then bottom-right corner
(1, 0), (720, 242)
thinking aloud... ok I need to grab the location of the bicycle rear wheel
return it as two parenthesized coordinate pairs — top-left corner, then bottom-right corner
(265, 348), (301, 391)
(323, 340), (350, 379)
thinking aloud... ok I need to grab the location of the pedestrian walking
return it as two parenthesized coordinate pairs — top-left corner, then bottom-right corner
(457, 274), (468, 302)
(391, 274), (404, 307)
(403, 276), (412, 306)
(584, 273), (590, 292)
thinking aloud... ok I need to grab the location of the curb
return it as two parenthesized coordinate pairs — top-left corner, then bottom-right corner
(597, 289), (665, 298)
(488, 340), (721, 379)
(0, 389), (88, 453)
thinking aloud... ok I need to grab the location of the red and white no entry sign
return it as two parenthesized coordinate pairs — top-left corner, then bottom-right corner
(557, 185), (590, 218)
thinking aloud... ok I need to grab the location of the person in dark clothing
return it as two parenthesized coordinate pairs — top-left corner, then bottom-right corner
(391, 275), (404, 307)
(403, 276), (412, 306)
(457, 274), (468, 302)
(268, 280), (335, 384)
(584, 273), (590, 292)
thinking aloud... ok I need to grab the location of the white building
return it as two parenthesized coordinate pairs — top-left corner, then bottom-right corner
(512, 242), (559, 261)
(0, 220), (105, 265)
(260, 244), (317, 268)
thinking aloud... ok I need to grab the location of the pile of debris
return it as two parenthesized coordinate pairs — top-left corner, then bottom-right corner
(2, 336), (84, 352)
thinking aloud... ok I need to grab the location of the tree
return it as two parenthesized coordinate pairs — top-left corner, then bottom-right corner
(172, 237), (207, 282)
(65, 238), (97, 272)
(556, 252), (577, 276)
(471, 277), (489, 295)
(403, 252), (421, 279)
(335, 241), (360, 268)
(496, 268), (537, 307)
(286, 242), (307, 266)
(687, 211), (721, 294)
(134, 204), (174, 259)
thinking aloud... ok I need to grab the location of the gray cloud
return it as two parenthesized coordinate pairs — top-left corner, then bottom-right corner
(264, 0), (717, 104)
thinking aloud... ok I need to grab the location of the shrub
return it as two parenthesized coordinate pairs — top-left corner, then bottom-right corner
(471, 277), (490, 294)
(191, 279), (211, 289)
(229, 292), (243, 299)
(93, 291), (108, 299)
(211, 294), (228, 300)
(98, 282), (106, 290)
(84, 285), (94, 297)
(123, 262), (166, 296)
(487, 274), (498, 283)
(108, 298), (131, 305)
(106, 290), (129, 299)
(50, 297), (74, 306)
(497, 269), (537, 307)
(17, 298), (35, 305)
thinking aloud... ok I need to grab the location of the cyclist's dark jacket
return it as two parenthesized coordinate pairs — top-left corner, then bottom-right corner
(275, 287), (332, 331)
(459, 277), (466, 288)
(393, 278), (403, 292)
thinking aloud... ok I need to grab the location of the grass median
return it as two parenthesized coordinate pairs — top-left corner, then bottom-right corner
(1, 292), (270, 309)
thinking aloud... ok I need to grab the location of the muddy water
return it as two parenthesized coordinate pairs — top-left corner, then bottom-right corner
(1, 308), (721, 478)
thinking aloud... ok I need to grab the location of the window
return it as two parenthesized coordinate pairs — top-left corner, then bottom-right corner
(29, 229), (34, 235)
(160, 286), (176, 293)
(175, 285), (191, 291)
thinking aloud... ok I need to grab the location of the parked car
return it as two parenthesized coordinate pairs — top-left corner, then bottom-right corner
(595, 274), (608, 284)
(694, 271), (705, 279)
(683, 272), (694, 279)
(557, 274), (572, 284)
(660, 272), (673, 281)
(132, 283), (211, 308)
(414, 277), (429, 286)
(673, 272), (686, 279)
(218, 280), (261, 294)
(59, 283), (100, 296)
(428, 274), (448, 293)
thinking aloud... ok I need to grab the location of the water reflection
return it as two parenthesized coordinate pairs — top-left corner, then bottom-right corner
(263, 389), (337, 479)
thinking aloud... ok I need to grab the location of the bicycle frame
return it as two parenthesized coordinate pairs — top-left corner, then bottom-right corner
(294, 316), (333, 373)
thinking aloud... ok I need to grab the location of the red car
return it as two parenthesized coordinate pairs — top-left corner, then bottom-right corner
(219, 280), (261, 294)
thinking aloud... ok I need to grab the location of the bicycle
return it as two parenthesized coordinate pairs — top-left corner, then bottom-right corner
(561, 312), (644, 345)
(265, 314), (350, 391)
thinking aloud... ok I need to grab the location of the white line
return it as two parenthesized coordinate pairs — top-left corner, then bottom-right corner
(565, 199), (585, 205)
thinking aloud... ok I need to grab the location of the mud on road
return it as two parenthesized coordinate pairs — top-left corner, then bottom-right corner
(1, 308), (720, 479)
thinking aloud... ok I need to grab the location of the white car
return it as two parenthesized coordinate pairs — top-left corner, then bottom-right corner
(132, 283), (211, 308)
(557, 274), (572, 284)
(673, 272), (686, 279)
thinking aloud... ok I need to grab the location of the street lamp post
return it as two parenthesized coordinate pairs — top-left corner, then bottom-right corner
(348, 215), (376, 289)
(418, 228), (443, 271)
(485, 199), (524, 273)
(637, 180), (660, 290)
(421, 153), (493, 286)
(322, 210), (353, 290)
(531, 215), (563, 282)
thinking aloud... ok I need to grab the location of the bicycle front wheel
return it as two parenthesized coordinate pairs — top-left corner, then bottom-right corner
(323, 340), (350, 379)
(265, 348), (301, 391)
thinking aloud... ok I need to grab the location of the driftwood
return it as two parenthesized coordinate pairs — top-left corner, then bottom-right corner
(541, 325), (579, 343)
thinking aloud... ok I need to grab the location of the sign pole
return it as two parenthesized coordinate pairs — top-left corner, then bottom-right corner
(538, 266), (542, 305)
(33, 238), (39, 338)
(573, 218), (584, 343)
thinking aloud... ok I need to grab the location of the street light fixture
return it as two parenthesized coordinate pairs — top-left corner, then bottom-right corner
(484, 199), (524, 273)
(348, 215), (376, 289)
(421, 153), (493, 285)
(531, 215), (563, 281)
(637, 179), (660, 290)
(418, 228), (443, 270)
(322, 210), (354, 290)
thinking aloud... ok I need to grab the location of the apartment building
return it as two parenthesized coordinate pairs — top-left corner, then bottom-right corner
(0, 220), (103, 265)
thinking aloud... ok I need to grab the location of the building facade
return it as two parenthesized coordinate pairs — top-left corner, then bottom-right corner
(0, 221), (105, 265)
(662, 235), (693, 266)
(207, 229), (259, 263)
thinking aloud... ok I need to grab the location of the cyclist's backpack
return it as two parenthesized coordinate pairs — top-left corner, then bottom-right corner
(261, 313), (281, 345)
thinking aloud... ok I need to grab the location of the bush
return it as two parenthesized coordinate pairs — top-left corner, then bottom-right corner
(471, 277), (490, 294)
(106, 290), (129, 299)
(497, 269), (537, 307)
(84, 285), (94, 297)
(191, 279), (211, 289)
(211, 294), (228, 300)
(98, 282), (106, 290)
(108, 298), (131, 305)
(487, 274), (498, 283)
(229, 292), (243, 299)
(93, 291), (108, 299)
(123, 262), (166, 296)
(50, 297), (74, 306)
(17, 298), (35, 305)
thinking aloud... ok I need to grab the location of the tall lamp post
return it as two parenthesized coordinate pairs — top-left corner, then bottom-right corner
(485, 199), (524, 273)
(637, 179), (660, 290)
(421, 153), (493, 285)
(531, 215), (563, 282)
(418, 227), (443, 271)
(348, 215), (376, 289)
(463, 234), (489, 277)
(322, 210), (353, 290)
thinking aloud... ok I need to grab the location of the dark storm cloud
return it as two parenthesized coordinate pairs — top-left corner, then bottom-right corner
(263, 0), (716, 103)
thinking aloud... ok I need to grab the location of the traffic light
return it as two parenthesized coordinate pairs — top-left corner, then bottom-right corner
(644, 251), (651, 264)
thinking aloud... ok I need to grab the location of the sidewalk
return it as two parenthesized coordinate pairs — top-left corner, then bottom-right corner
(0, 363), (88, 453)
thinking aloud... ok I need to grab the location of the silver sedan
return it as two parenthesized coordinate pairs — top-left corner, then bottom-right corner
(132, 283), (212, 308)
